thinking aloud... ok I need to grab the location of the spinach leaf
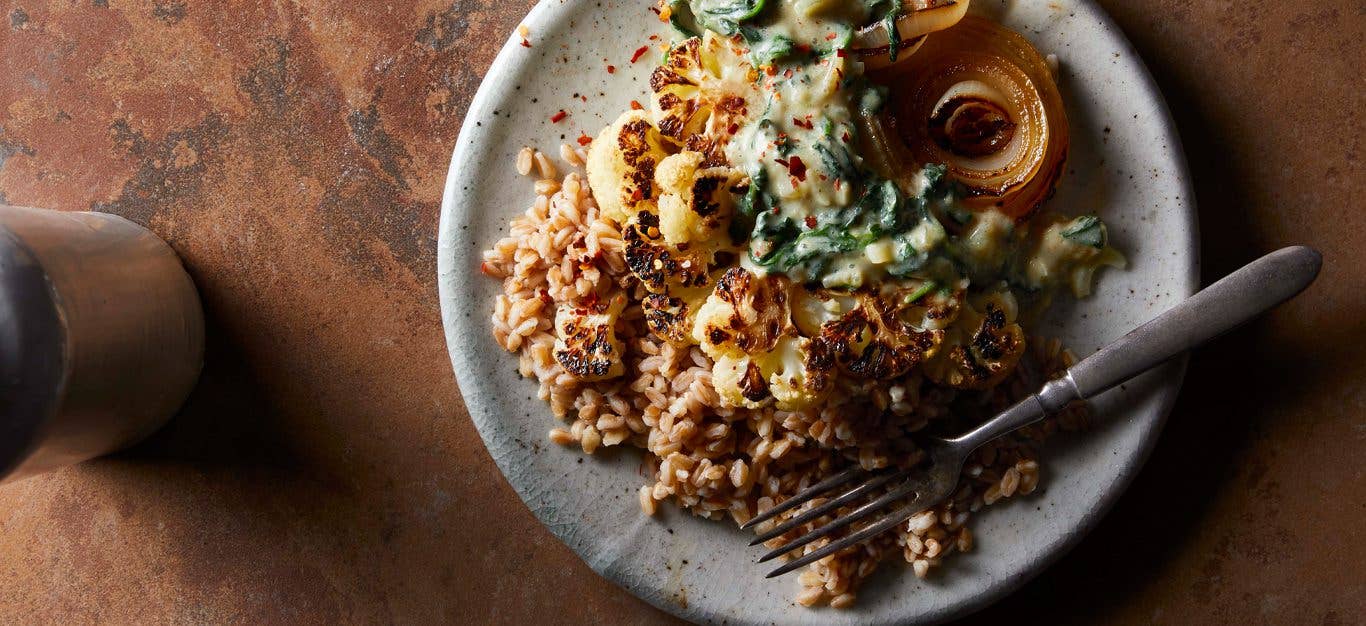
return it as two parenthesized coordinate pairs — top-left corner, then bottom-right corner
(1060, 215), (1107, 248)
(737, 167), (770, 217)
(755, 224), (879, 280)
(903, 280), (938, 304)
(946, 204), (973, 225)
(881, 4), (901, 63)
(667, 0), (701, 37)
(858, 178), (907, 233)
(922, 163), (950, 197)
(739, 25), (794, 65)
(886, 232), (930, 277)
(750, 212), (799, 263)
(818, 116), (836, 139)
(812, 142), (858, 182)
(691, 0), (766, 34)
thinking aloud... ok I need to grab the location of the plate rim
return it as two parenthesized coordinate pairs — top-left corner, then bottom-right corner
(437, 0), (1200, 622)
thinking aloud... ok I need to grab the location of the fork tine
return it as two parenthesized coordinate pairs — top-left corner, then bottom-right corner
(756, 476), (925, 564)
(739, 465), (864, 530)
(765, 497), (932, 578)
(748, 471), (901, 546)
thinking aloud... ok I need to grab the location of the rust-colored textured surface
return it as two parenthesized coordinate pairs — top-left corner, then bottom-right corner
(0, 0), (1361, 623)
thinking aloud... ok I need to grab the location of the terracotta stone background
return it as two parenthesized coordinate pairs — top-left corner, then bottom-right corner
(0, 0), (1361, 623)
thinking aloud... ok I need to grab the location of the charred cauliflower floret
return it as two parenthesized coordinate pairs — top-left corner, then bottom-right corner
(650, 32), (755, 164)
(621, 152), (743, 297)
(693, 267), (792, 356)
(894, 279), (968, 332)
(623, 210), (713, 293)
(710, 337), (831, 410)
(654, 151), (744, 247)
(585, 110), (672, 223)
(800, 290), (945, 381)
(693, 268), (832, 409)
(759, 335), (834, 410)
(553, 295), (627, 381)
(925, 292), (1026, 390)
(641, 284), (712, 346)
(711, 352), (770, 409)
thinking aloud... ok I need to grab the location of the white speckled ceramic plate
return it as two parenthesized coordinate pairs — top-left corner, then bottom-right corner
(438, 1), (1197, 623)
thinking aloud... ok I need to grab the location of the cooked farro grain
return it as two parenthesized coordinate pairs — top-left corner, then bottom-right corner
(549, 427), (575, 446)
(639, 485), (659, 516)
(559, 142), (586, 167)
(481, 155), (1088, 609)
(534, 178), (560, 195)
(532, 150), (558, 180)
(515, 146), (534, 176)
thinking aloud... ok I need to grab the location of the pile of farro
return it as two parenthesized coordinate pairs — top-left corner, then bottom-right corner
(481, 145), (1088, 608)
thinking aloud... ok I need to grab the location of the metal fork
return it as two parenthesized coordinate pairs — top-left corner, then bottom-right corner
(745, 246), (1322, 578)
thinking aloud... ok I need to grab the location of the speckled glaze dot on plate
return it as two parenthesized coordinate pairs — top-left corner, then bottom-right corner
(437, 1), (1198, 623)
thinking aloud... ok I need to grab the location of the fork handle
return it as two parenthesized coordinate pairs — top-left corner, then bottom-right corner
(956, 246), (1322, 450)
(1068, 245), (1320, 399)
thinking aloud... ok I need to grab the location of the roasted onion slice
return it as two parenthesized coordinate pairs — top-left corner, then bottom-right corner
(880, 15), (1068, 219)
(852, 0), (969, 70)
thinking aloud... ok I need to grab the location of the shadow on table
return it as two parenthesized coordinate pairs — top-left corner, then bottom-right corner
(122, 305), (295, 467)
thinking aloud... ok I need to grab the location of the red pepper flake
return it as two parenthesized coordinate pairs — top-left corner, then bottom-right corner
(648, 5), (661, 14)
(727, 122), (739, 135)
(825, 32), (837, 41)
(783, 68), (794, 79)
(550, 109), (568, 123)
(577, 133), (593, 146)
(606, 64), (616, 74)
(580, 95), (588, 102)
(792, 116), (813, 130)
(520, 39), (532, 48)
(804, 215), (818, 229)
(835, 48), (848, 58)
(630, 100), (644, 110)
(631, 187), (644, 201)
(841, 131), (851, 143)
(775, 156), (807, 182)
(631, 45), (650, 63)
(648, 34), (660, 41)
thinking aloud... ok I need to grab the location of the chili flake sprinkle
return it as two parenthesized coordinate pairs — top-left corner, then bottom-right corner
(775, 156), (807, 182)
(630, 100), (645, 111)
(606, 64), (616, 74)
(630, 45), (650, 63)
(550, 110), (568, 123)
(576, 133), (593, 146)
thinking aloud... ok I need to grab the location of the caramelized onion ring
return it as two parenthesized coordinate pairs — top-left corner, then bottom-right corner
(879, 15), (1068, 219)
(852, 0), (969, 70)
